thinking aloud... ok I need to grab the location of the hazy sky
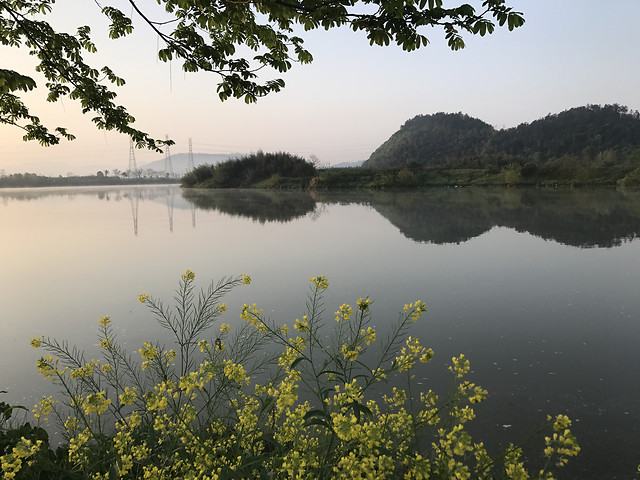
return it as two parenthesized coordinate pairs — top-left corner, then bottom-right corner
(1, 0), (639, 176)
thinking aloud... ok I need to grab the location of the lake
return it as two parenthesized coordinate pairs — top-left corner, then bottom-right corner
(1, 185), (639, 478)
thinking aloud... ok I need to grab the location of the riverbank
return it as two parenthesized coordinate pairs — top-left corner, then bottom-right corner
(0, 173), (180, 188)
(185, 164), (640, 190)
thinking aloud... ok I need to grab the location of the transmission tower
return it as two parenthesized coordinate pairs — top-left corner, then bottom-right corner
(164, 134), (174, 177)
(128, 139), (138, 177)
(188, 138), (195, 171)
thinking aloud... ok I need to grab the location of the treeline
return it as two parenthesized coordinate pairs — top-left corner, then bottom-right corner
(363, 104), (640, 185)
(0, 173), (179, 188)
(182, 151), (316, 188)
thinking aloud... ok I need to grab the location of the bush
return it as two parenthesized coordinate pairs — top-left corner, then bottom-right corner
(5, 272), (580, 479)
(182, 152), (316, 188)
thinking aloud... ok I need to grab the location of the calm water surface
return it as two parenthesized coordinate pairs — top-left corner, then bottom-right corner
(1, 185), (639, 478)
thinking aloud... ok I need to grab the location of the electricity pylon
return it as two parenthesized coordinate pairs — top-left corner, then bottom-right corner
(128, 139), (138, 177)
(188, 138), (195, 172)
(164, 134), (173, 177)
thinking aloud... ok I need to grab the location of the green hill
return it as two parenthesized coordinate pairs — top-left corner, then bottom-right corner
(363, 104), (640, 172)
(487, 104), (640, 159)
(364, 112), (494, 168)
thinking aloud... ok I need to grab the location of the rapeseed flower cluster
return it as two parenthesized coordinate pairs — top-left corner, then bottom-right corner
(335, 303), (353, 322)
(356, 297), (371, 312)
(16, 271), (579, 480)
(32, 395), (55, 422)
(294, 315), (309, 332)
(543, 414), (581, 468)
(0, 437), (43, 480)
(310, 275), (329, 290)
(241, 303), (266, 332)
(403, 300), (427, 322)
(182, 269), (196, 281)
(82, 391), (111, 415)
(395, 337), (434, 372)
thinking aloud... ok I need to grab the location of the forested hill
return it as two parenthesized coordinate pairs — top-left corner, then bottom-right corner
(365, 112), (494, 168)
(363, 104), (640, 168)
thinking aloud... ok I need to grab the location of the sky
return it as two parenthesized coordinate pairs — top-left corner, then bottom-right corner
(1, 0), (640, 176)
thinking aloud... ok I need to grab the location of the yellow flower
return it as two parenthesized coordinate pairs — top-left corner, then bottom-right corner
(83, 391), (111, 416)
(138, 293), (150, 303)
(164, 349), (176, 362)
(30, 336), (43, 349)
(341, 344), (360, 362)
(309, 275), (329, 290)
(1, 437), (43, 480)
(449, 354), (471, 378)
(361, 326), (376, 345)
(356, 297), (371, 312)
(119, 387), (137, 406)
(36, 355), (57, 380)
(223, 360), (248, 384)
(70, 360), (100, 379)
(241, 303), (265, 331)
(219, 323), (231, 334)
(98, 315), (110, 327)
(294, 317), (308, 332)
(64, 416), (78, 431)
(144, 384), (170, 411)
(241, 274), (251, 285)
(198, 339), (210, 353)
(403, 300), (427, 322)
(335, 304), (353, 322)
(32, 396), (55, 422)
(139, 342), (158, 360)
(218, 302), (228, 312)
(310, 275), (329, 290)
(181, 269), (195, 281)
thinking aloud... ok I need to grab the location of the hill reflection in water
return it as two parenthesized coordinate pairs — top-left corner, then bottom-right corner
(181, 187), (640, 248)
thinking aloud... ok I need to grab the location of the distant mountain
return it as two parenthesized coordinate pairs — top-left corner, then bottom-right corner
(330, 161), (364, 168)
(139, 153), (242, 174)
(363, 104), (640, 168)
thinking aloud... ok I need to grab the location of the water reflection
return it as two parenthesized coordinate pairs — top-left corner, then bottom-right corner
(182, 188), (317, 224)
(180, 187), (640, 248)
(0, 185), (181, 236)
(2, 186), (639, 247)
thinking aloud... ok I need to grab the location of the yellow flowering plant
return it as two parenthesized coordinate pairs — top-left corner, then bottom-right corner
(12, 271), (583, 480)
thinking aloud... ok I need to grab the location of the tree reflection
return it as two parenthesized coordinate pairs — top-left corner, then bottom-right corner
(312, 188), (640, 248)
(181, 189), (317, 224)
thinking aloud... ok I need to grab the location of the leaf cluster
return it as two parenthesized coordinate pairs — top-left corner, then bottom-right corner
(2, 0), (523, 147)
